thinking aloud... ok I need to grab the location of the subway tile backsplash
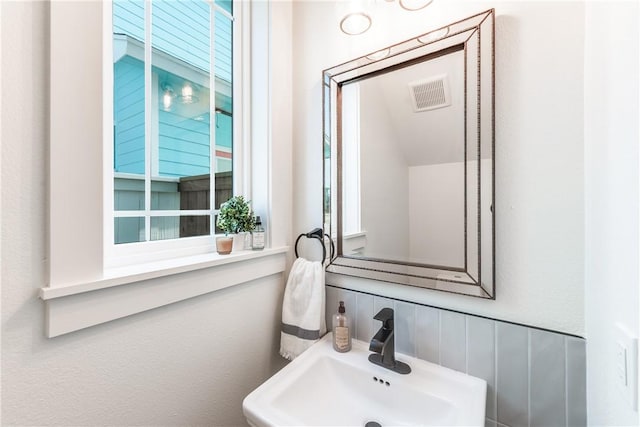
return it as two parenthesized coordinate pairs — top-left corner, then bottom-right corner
(325, 286), (587, 427)
(496, 322), (529, 427)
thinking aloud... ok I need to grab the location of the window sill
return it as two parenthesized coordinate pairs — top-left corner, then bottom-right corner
(40, 247), (288, 337)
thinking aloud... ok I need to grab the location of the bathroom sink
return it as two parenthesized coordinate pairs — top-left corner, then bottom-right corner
(243, 334), (486, 426)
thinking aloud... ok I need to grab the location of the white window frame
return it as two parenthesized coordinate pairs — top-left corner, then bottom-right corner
(105, 0), (248, 268)
(42, 0), (287, 338)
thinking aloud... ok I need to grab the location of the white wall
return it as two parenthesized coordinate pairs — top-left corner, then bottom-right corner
(341, 83), (361, 236)
(293, 1), (585, 335)
(584, 1), (640, 425)
(359, 81), (410, 261)
(1, 1), (291, 425)
(409, 162), (465, 267)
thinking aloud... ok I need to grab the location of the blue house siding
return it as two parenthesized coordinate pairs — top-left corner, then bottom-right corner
(213, 12), (233, 83)
(114, 55), (234, 178)
(114, 56), (145, 174)
(152, 1), (210, 69)
(113, 0), (232, 83)
(113, 0), (144, 42)
(158, 104), (210, 177)
(216, 113), (232, 150)
(113, 0), (233, 179)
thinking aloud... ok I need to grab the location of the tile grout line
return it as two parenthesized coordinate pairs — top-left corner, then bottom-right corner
(416, 307), (421, 359)
(463, 315), (467, 372)
(353, 290), (358, 342)
(465, 315), (470, 374)
(438, 309), (442, 366)
(564, 336), (568, 427)
(527, 329), (532, 427)
(412, 303), (417, 357)
(494, 321), (499, 424)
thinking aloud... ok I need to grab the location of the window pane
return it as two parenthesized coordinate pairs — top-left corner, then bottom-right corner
(152, 0), (212, 210)
(151, 216), (210, 240)
(214, 8), (234, 208)
(113, 0), (146, 211)
(151, 179), (180, 210)
(150, 216), (179, 241)
(115, 217), (145, 244)
(112, 0), (235, 243)
(114, 176), (145, 211)
(215, 8), (233, 209)
(215, 0), (232, 14)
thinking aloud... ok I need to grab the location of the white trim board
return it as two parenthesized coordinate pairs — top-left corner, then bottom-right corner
(42, 248), (287, 337)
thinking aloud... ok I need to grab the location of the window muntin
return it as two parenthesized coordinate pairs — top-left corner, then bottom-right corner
(112, 0), (234, 245)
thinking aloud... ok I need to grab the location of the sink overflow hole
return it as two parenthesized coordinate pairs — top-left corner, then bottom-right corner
(365, 422), (382, 427)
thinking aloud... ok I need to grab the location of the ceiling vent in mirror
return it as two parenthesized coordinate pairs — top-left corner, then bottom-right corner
(409, 74), (451, 112)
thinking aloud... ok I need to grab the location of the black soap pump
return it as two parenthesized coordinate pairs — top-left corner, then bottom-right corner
(332, 301), (352, 352)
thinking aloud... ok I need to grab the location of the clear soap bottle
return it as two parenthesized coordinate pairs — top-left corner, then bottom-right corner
(332, 301), (352, 352)
(252, 216), (265, 250)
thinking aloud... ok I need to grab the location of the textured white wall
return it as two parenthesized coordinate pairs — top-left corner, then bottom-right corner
(293, 0), (586, 335)
(584, 1), (640, 425)
(1, 1), (291, 425)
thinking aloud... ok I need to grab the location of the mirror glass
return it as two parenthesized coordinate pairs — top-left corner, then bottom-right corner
(323, 9), (495, 298)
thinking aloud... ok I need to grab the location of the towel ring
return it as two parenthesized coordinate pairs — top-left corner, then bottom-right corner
(295, 228), (334, 262)
(325, 232), (335, 261)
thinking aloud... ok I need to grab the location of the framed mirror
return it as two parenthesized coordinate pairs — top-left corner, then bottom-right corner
(323, 9), (495, 299)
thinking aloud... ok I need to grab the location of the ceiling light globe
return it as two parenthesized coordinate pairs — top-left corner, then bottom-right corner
(398, 0), (433, 11)
(340, 12), (371, 35)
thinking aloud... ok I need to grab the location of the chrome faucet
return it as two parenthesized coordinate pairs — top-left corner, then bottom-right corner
(368, 308), (411, 374)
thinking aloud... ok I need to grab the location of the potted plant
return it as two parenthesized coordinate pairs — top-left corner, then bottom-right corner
(216, 195), (256, 254)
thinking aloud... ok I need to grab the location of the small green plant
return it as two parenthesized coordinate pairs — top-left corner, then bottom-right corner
(216, 195), (256, 235)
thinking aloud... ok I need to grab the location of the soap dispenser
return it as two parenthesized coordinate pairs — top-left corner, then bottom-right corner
(252, 216), (265, 250)
(332, 301), (352, 352)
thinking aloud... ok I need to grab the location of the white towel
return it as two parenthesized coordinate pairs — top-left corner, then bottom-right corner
(279, 257), (327, 360)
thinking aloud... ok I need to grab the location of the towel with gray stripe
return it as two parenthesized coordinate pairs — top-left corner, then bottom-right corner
(279, 257), (326, 360)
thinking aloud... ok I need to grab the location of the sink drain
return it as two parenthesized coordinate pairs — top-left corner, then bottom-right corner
(365, 422), (382, 427)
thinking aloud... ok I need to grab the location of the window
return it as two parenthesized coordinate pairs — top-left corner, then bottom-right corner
(44, 0), (286, 337)
(109, 0), (237, 255)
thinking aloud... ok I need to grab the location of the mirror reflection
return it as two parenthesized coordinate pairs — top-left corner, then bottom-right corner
(341, 48), (465, 269)
(324, 9), (495, 298)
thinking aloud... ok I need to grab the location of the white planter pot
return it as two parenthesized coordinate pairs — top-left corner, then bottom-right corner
(232, 232), (248, 251)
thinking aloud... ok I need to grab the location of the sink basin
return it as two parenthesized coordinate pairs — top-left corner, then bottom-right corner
(243, 334), (486, 426)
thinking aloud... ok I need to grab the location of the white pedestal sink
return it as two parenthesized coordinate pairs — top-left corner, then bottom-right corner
(243, 334), (486, 426)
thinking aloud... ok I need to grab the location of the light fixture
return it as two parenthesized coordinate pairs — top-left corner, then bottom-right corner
(340, 0), (434, 36)
(340, 12), (372, 35)
(178, 82), (199, 104)
(161, 84), (175, 111)
(398, 0), (433, 11)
